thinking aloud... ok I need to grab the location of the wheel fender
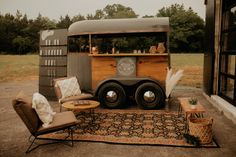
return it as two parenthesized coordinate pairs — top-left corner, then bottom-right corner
(94, 77), (166, 99)
(94, 79), (121, 96)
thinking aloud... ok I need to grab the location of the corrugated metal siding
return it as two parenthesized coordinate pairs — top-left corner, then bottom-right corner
(67, 53), (92, 91)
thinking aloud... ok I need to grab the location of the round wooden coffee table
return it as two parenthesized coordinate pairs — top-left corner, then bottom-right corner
(62, 100), (100, 126)
(62, 100), (100, 111)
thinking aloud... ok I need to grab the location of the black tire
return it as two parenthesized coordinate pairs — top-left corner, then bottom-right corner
(98, 82), (126, 109)
(135, 82), (165, 109)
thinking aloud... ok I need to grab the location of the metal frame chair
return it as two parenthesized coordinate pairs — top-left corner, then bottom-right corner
(12, 92), (78, 153)
(53, 76), (93, 111)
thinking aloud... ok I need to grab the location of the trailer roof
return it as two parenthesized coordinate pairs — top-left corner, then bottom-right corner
(68, 17), (169, 36)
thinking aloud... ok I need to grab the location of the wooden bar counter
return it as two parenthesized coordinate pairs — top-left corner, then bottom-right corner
(89, 53), (169, 90)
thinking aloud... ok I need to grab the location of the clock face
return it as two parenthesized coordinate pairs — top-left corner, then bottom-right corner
(117, 57), (136, 76)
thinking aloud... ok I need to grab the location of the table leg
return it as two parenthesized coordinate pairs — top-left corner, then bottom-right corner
(86, 109), (99, 132)
(90, 108), (95, 124)
(178, 104), (182, 117)
(184, 114), (191, 134)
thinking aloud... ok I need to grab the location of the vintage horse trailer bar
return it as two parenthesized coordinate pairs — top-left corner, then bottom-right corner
(67, 17), (170, 109)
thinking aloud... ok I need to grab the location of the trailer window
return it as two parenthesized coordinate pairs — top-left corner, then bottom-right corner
(68, 32), (167, 54)
(68, 35), (89, 52)
(91, 32), (167, 54)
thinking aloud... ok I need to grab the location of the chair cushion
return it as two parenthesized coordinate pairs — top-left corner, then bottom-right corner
(55, 77), (82, 99)
(36, 111), (78, 135)
(60, 93), (93, 104)
(12, 91), (40, 134)
(32, 93), (56, 128)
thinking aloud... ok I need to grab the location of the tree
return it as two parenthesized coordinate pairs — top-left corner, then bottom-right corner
(87, 10), (105, 20)
(87, 4), (138, 20)
(156, 4), (205, 52)
(103, 4), (138, 19)
(0, 13), (17, 53)
(142, 15), (154, 18)
(56, 15), (72, 28)
(0, 12), (58, 54)
(25, 13), (56, 52)
(12, 36), (31, 54)
(71, 14), (85, 22)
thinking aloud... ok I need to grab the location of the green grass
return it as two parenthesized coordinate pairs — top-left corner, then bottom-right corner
(170, 53), (203, 88)
(0, 55), (39, 82)
(0, 54), (203, 88)
(171, 53), (203, 67)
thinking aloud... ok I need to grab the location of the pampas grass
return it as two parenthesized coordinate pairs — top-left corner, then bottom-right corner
(165, 67), (184, 98)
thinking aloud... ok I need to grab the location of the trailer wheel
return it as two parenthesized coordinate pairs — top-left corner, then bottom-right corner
(98, 82), (126, 109)
(135, 82), (165, 109)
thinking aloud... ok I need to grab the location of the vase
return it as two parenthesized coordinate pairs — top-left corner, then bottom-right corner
(156, 42), (166, 53)
(191, 105), (196, 109)
(149, 46), (157, 53)
(92, 46), (98, 54)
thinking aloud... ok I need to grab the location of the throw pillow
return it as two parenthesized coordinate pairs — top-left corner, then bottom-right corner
(56, 77), (81, 99)
(32, 92), (56, 128)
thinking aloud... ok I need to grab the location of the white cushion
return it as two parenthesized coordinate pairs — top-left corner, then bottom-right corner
(32, 93), (56, 128)
(56, 77), (81, 99)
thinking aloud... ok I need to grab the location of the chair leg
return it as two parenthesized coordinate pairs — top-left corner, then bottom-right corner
(26, 136), (39, 153)
(70, 128), (74, 147)
(25, 128), (75, 153)
(58, 101), (62, 112)
(62, 128), (74, 147)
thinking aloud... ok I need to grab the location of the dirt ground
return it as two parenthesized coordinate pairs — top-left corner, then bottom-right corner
(0, 80), (236, 157)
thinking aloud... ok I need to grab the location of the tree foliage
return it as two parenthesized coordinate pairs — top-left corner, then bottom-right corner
(0, 3), (204, 54)
(103, 4), (138, 19)
(156, 4), (205, 52)
(12, 36), (31, 54)
(87, 4), (138, 19)
(0, 12), (57, 54)
(56, 15), (72, 28)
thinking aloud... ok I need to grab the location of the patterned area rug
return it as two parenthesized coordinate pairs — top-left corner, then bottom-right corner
(42, 109), (218, 147)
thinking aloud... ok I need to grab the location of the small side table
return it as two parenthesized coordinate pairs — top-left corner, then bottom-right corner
(178, 97), (206, 133)
(178, 97), (206, 118)
(62, 100), (100, 123)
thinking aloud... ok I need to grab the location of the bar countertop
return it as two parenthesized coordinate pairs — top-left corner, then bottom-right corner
(89, 53), (168, 57)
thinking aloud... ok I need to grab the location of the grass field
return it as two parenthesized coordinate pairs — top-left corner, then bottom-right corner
(0, 55), (39, 82)
(0, 54), (203, 88)
(171, 53), (203, 88)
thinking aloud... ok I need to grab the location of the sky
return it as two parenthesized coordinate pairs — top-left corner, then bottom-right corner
(0, 0), (206, 20)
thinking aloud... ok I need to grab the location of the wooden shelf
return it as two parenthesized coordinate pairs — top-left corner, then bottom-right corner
(89, 53), (168, 57)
